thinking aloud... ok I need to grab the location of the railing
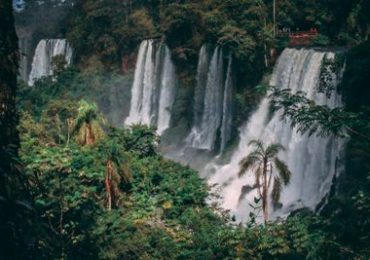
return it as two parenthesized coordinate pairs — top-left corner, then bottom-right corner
(277, 30), (319, 46)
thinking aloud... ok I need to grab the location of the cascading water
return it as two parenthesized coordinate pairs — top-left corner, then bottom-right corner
(19, 36), (32, 82)
(125, 40), (177, 135)
(192, 45), (210, 129)
(187, 46), (233, 152)
(157, 46), (177, 135)
(220, 56), (233, 153)
(204, 48), (345, 222)
(28, 39), (73, 86)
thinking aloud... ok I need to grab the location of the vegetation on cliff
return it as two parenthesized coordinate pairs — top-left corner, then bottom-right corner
(1, 0), (369, 259)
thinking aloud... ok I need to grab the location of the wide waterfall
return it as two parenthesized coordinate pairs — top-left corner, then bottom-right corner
(187, 46), (233, 152)
(125, 40), (177, 135)
(28, 39), (73, 86)
(204, 48), (345, 222)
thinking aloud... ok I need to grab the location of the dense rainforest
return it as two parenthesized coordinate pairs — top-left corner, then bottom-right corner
(1, 0), (370, 259)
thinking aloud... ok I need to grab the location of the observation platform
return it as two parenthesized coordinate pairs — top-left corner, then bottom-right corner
(277, 28), (319, 46)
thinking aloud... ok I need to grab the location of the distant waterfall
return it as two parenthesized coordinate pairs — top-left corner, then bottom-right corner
(192, 45), (210, 129)
(28, 39), (73, 86)
(187, 46), (233, 152)
(19, 37), (32, 82)
(125, 40), (177, 135)
(204, 48), (345, 222)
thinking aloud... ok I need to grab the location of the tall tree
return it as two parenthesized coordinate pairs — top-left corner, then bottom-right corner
(0, 0), (31, 258)
(72, 100), (105, 145)
(100, 138), (132, 211)
(238, 140), (291, 223)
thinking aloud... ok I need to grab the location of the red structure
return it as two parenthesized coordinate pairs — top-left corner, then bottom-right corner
(278, 28), (319, 46)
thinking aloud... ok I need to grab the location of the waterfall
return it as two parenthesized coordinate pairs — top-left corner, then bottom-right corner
(157, 46), (177, 135)
(19, 37), (32, 82)
(125, 40), (177, 135)
(187, 46), (233, 152)
(28, 39), (73, 86)
(204, 48), (345, 222)
(220, 56), (233, 153)
(192, 45), (210, 129)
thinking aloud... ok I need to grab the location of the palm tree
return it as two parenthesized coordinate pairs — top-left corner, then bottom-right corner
(72, 100), (105, 145)
(101, 138), (132, 211)
(238, 140), (291, 223)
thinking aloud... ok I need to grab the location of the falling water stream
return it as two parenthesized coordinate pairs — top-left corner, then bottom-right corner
(125, 40), (177, 135)
(186, 46), (233, 152)
(28, 39), (73, 86)
(203, 48), (345, 222)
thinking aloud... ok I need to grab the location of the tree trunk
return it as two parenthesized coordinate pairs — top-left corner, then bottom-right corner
(262, 158), (268, 224)
(105, 160), (113, 211)
(273, 0), (276, 37)
(0, 1), (27, 258)
(85, 123), (95, 145)
(0, 0), (19, 166)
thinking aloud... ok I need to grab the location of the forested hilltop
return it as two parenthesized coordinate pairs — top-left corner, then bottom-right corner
(0, 0), (369, 259)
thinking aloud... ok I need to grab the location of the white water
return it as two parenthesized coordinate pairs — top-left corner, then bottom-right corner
(28, 39), (73, 86)
(19, 37), (31, 82)
(192, 45), (210, 129)
(187, 46), (233, 152)
(204, 48), (344, 222)
(157, 46), (177, 135)
(125, 40), (177, 135)
(220, 56), (233, 153)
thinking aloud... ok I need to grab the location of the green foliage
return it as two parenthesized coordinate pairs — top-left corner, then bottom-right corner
(319, 54), (345, 97)
(311, 34), (331, 46)
(269, 52), (370, 257)
(218, 25), (256, 59)
(18, 79), (350, 258)
(270, 88), (360, 137)
(12, 1), (370, 258)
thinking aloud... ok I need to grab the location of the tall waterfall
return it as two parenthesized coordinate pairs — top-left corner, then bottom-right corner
(125, 40), (177, 135)
(220, 56), (233, 153)
(19, 37), (32, 82)
(28, 39), (73, 86)
(204, 48), (344, 222)
(187, 46), (233, 152)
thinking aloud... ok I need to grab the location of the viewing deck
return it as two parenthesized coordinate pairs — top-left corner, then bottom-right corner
(277, 29), (319, 46)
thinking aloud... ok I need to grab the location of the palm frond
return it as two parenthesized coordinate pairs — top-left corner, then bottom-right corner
(271, 176), (282, 206)
(248, 139), (265, 153)
(274, 158), (291, 185)
(265, 143), (285, 158)
(238, 154), (260, 177)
